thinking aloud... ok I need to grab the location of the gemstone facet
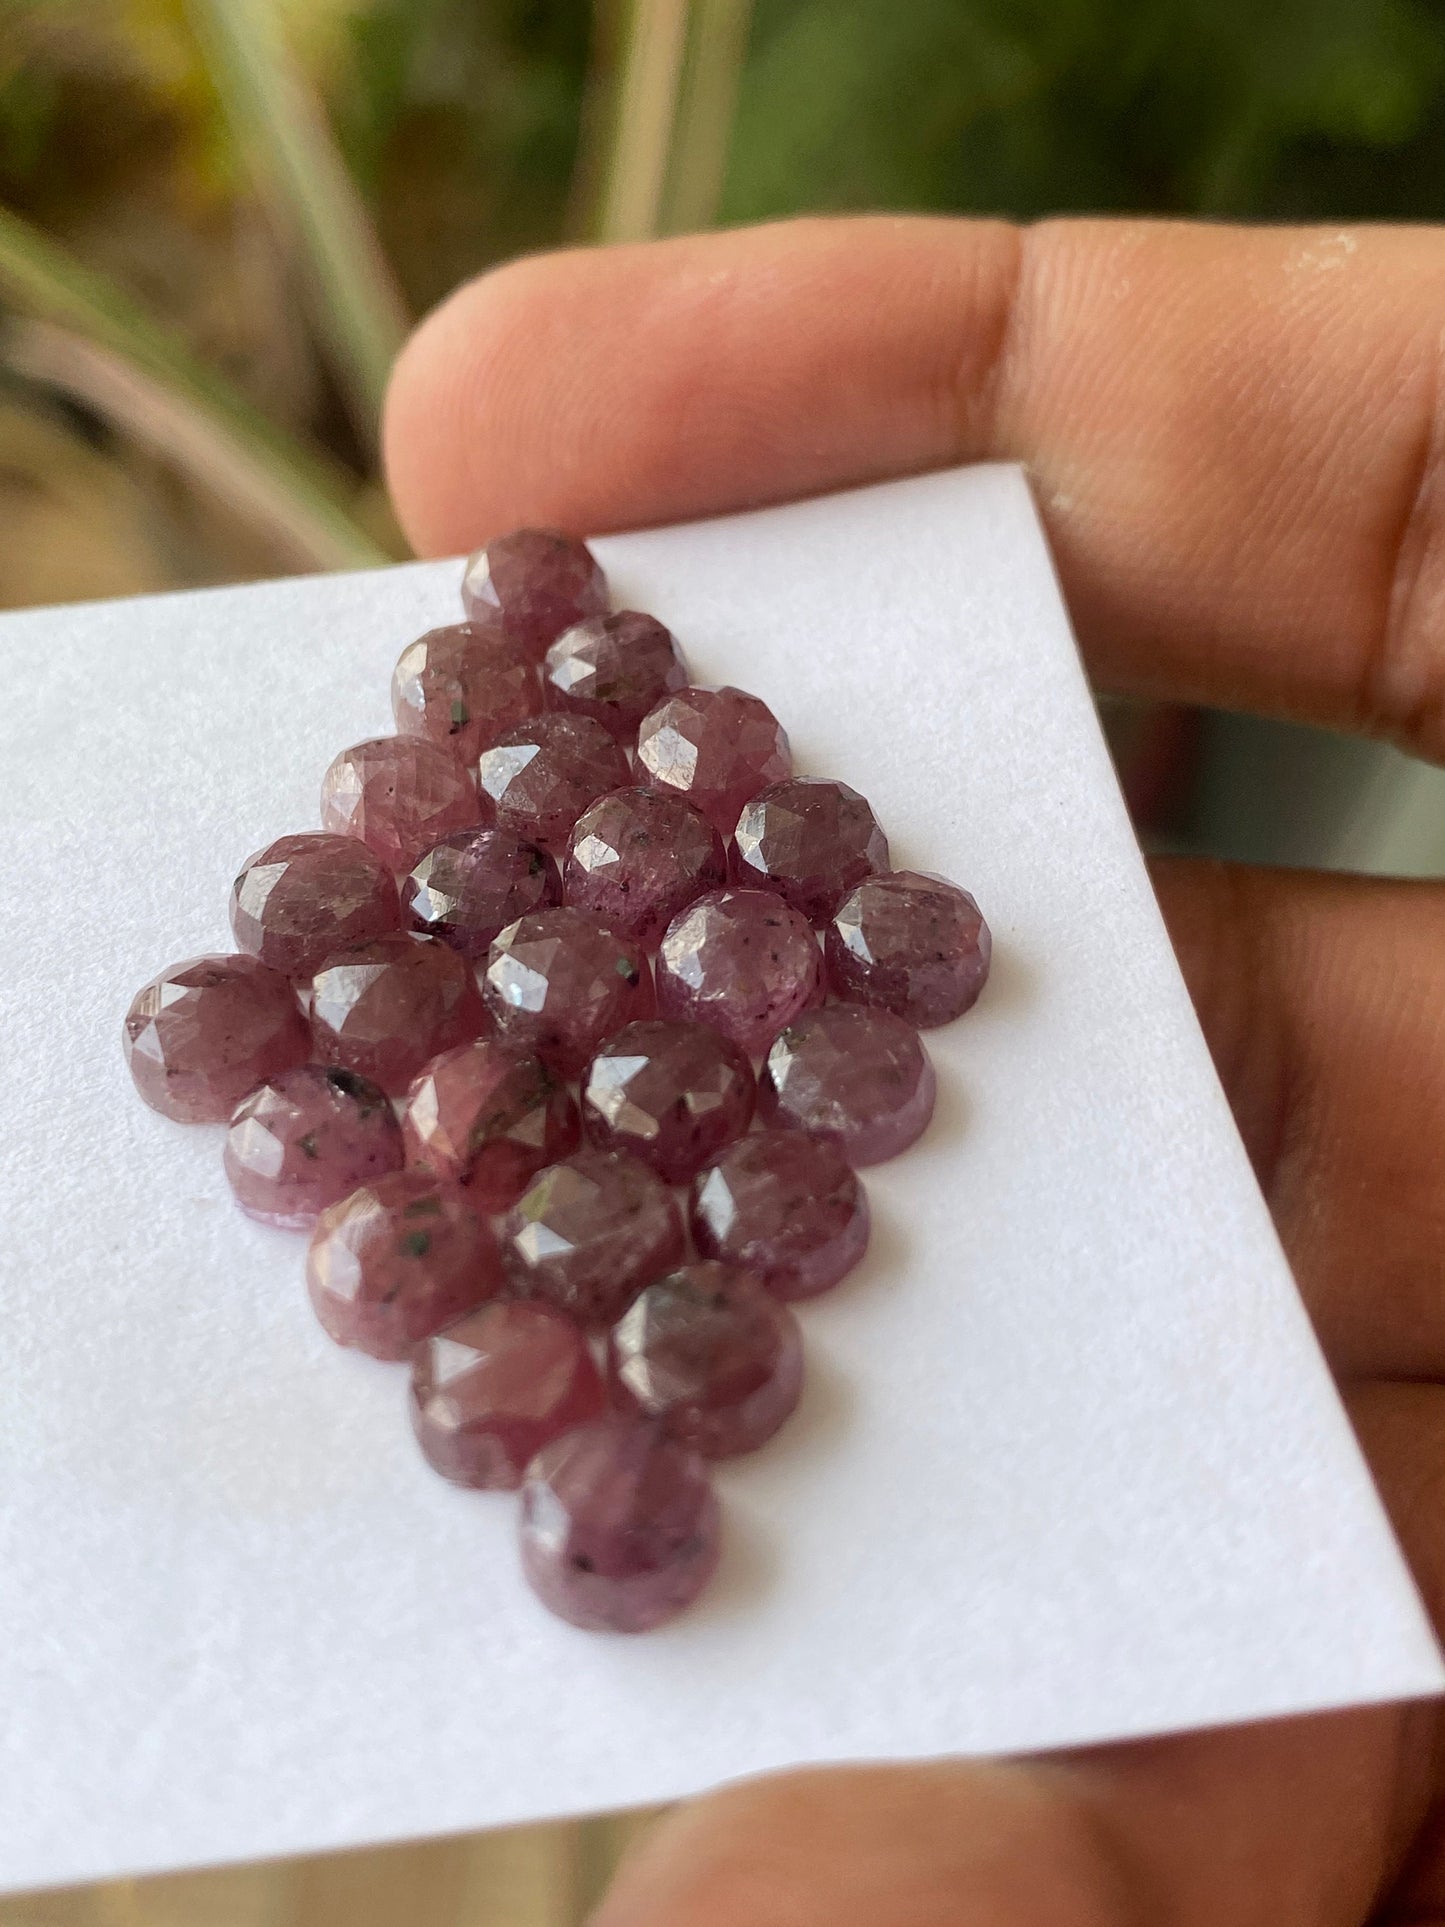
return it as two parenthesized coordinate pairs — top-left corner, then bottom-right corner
(582, 1019), (755, 1184)
(123, 954), (309, 1123)
(411, 1301), (606, 1489)
(392, 620), (540, 766)
(609, 1261), (804, 1458)
(230, 833), (402, 980)
(501, 1149), (685, 1326)
(543, 612), (687, 740)
(733, 776), (889, 922)
(462, 529), (609, 660)
(223, 1064), (403, 1229)
(402, 829), (560, 958)
(483, 907), (652, 1075)
(760, 1006), (936, 1165)
(636, 686), (791, 831)
(518, 1419), (721, 1632)
(310, 934), (485, 1092)
(321, 737), (483, 872)
(306, 1170), (501, 1360)
(402, 1037), (580, 1211)
(828, 870), (992, 1026)
(690, 1130), (870, 1300)
(478, 712), (631, 853)
(655, 887), (822, 1057)
(564, 786), (726, 947)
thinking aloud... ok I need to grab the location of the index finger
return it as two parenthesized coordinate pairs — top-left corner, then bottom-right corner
(383, 215), (1445, 761)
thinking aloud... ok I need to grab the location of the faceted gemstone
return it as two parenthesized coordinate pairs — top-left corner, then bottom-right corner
(543, 612), (687, 741)
(827, 870), (992, 1027)
(501, 1149), (685, 1326)
(410, 1301), (606, 1489)
(655, 887), (822, 1057)
(230, 833), (402, 979)
(635, 686), (792, 832)
(402, 1037), (580, 1212)
(461, 528), (609, 661)
(760, 1006), (936, 1166)
(391, 619), (541, 766)
(609, 1262), (804, 1458)
(478, 713), (631, 853)
(733, 777), (890, 923)
(123, 954), (309, 1123)
(223, 1064), (403, 1229)
(518, 1419), (721, 1633)
(310, 934), (485, 1092)
(402, 829), (560, 959)
(305, 1170), (501, 1361)
(582, 1020), (755, 1185)
(483, 907), (652, 1075)
(321, 736), (484, 872)
(564, 787), (726, 946)
(690, 1130), (870, 1301)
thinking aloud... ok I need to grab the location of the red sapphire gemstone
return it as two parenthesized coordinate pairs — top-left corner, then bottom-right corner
(402, 829), (560, 958)
(543, 612), (687, 741)
(478, 712), (631, 854)
(582, 1019), (755, 1185)
(230, 833), (402, 979)
(759, 1006), (935, 1165)
(401, 1037), (580, 1211)
(483, 907), (652, 1075)
(564, 786), (726, 946)
(827, 870), (992, 1026)
(462, 529), (609, 660)
(690, 1130), (870, 1301)
(732, 776), (889, 922)
(392, 620), (541, 766)
(655, 887), (822, 1057)
(123, 954), (309, 1123)
(223, 1064), (403, 1229)
(321, 736), (484, 872)
(501, 1148), (685, 1326)
(310, 934), (485, 1092)
(635, 686), (791, 831)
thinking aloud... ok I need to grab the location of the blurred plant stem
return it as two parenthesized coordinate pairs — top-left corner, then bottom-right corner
(0, 205), (389, 571)
(184, 0), (410, 450)
(661, 0), (754, 233)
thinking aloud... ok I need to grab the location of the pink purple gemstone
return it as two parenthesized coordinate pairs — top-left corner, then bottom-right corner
(733, 777), (889, 922)
(310, 934), (485, 1092)
(690, 1131), (869, 1301)
(543, 612), (687, 741)
(478, 713), (631, 854)
(582, 1019), (754, 1185)
(609, 1262), (803, 1458)
(828, 870), (992, 1026)
(483, 907), (652, 1075)
(501, 1149), (685, 1326)
(392, 620), (541, 766)
(123, 954), (309, 1123)
(402, 1037), (580, 1211)
(564, 787), (726, 946)
(410, 1301), (606, 1489)
(760, 1006), (935, 1165)
(223, 1064), (403, 1229)
(636, 686), (792, 832)
(402, 829), (560, 958)
(518, 1419), (721, 1632)
(305, 1170), (502, 1360)
(321, 737), (484, 872)
(462, 528), (609, 661)
(655, 887), (823, 1057)
(230, 834), (403, 979)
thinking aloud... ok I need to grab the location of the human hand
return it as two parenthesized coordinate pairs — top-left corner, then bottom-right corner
(384, 215), (1445, 1927)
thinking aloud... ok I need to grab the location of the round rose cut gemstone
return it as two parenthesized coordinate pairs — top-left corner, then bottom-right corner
(564, 787), (726, 946)
(733, 777), (890, 923)
(462, 529), (609, 660)
(321, 737), (483, 872)
(543, 612), (688, 742)
(310, 934), (484, 1092)
(501, 1149), (685, 1326)
(478, 712), (631, 854)
(411, 1301), (606, 1490)
(760, 1006), (936, 1166)
(230, 833), (402, 979)
(306, 1170), (502, 1360)
(402, 1037), (580, 1211)
(609, 1262), (804, 1458)
(582, 1019), (754, 1185)
(828, 870), (992, 1027)
(483, 907), (652, 1075)
(224, 1064), (403, 1229)
(691, 1130), (870, 1301)
(391, 620), (540, 766)
(636, 686), (792, 832)
(655, 887), (822, 1057)
(402, 829), (560, 959)
(124, 954), (309, 1123)
(519, 1419), (721, 1633)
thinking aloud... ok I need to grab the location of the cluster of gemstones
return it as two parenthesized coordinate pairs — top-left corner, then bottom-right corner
(123, 529), (991, 1634)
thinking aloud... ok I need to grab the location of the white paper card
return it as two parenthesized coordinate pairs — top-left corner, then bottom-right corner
(0, 465), (1437, 1895)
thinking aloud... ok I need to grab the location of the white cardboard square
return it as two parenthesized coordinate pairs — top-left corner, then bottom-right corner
(0, 465), (1437, 1896)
